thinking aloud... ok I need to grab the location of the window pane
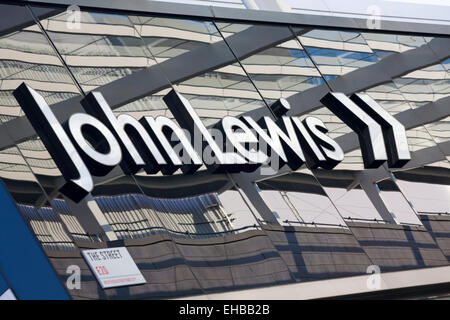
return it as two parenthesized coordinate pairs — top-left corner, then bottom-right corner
(377, 177), (421, 225)
(0, 6), (79, 124)
(217, 22), (323, 103)
(33, 9), (154, 92)
(139, 17), (267, 126)
(256, 169), (347, 227)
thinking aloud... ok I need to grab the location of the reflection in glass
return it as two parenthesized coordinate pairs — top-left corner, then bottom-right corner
(131, 16), (222, 62)
(94, 193), (234, 239)
(392, 60), (449, 108)
(137, 17), (266, 126)
(324, 187), (384, 222)
(256, 169), (347, 227)
(297, 29), (377, 78)
(174, 61), (265, 126)
(360, 32), (431, 60)
(290, 29), (380, 171)
(294, 29), (377, 142)
(312, 169), (384, 222)
(217, 189), (259, 230)
(18, 202), (75, 250)
(84, 172), (261, 239)
(114, 88), (173, 119)
(377, 176), (421, 225)
(394, 166), (450, 215)
(355, 34), (448, 155)
(0, 5), (78, 124)
(0, 144), (77, 250)
(51, 199), (91, 242)
(0, 5), (447, 251)
(425, 116), (450, 145)
(217, 22), (323, 103)
(33, 8), (154, 92)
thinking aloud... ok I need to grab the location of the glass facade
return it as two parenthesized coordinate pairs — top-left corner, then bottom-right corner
(0, 2), (448, 299)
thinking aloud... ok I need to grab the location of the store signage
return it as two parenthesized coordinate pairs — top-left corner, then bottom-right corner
(81, 247), (146, 289)
(13, 83), (410, 202)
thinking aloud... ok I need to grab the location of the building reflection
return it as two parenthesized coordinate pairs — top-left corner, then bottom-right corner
(0, 1), (447, 299)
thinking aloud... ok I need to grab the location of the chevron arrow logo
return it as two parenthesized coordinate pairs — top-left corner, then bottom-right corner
(320, 92), (411, 169)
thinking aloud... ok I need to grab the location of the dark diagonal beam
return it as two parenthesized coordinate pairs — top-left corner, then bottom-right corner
(0, 4), (62, 38)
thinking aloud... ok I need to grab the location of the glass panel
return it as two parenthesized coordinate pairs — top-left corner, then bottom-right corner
(360, 33), (447, 111)
(217, 189), (260, 230)
(0, 5), (82, 251)
(312, 169), (384, 222)
(216, 22), (324, 103)
(356, 33), (448, 154)
(297, 29), (377, 78)
(360, 32), (431, 60)
(256, 169), (347, 228)
(34, 8), (154, 92)
(393, 62), (449, 108)
(298, 30), (449, 165)
(324, 186), (384, 222)
(136, 17), (267, 126)
(113, 87), (174, 120)
(405, 126), (441, 153)
(294, 29), (376, 141)
(174, 61), (265, 126)
(404, 60), (450, 147)
(291, 28), (376, 171)
(88, 172), (260, 239)
(0, 6), (78, 124)
(0, 142), (76, 251)
(424, 58), (450, 145)
(377, 176), (422, 225)
(425, 116), (450, 145)
(394, 164), (450, 216)
(359, 76), (446, 153)
(131, 16), (223, 62)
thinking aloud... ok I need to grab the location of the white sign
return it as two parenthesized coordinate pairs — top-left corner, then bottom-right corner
(82, 247), (146, 289)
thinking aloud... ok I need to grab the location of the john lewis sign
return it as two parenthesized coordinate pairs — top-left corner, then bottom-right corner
(13, 83), (410, 203)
